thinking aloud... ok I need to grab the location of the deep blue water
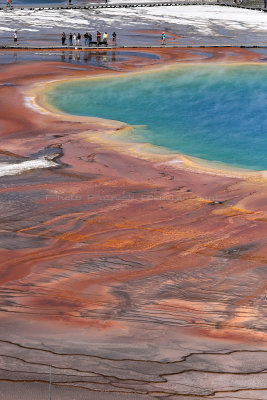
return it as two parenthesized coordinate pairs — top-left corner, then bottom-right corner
(45, 64), (267, 170)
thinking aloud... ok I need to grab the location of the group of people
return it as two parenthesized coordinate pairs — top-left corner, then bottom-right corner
(61, 31), (117, 46)
(11, 30), (166, 47)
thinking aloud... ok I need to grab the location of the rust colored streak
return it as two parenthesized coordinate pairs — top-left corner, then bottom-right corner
(0, 48), (266, 360)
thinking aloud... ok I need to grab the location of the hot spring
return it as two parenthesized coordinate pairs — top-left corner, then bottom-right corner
(44, 64), (267, 171)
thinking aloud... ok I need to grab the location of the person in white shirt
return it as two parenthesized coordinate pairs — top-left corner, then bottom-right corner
(73, 33), (77, 46)
(14, 31), (18, 45)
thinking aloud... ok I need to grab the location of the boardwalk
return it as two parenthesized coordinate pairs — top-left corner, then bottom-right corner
(1, 0), (266, 12)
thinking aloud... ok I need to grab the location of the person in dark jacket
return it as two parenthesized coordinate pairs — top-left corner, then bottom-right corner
(61, 32), (66, 46)
(84, 32), (88, 46)
(69, 32), (73, 46)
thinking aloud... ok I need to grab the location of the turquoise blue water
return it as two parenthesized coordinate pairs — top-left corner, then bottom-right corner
(45, 65), (267, 170)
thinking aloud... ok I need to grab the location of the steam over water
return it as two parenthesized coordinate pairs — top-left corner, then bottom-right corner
(46, 65), (267, 170)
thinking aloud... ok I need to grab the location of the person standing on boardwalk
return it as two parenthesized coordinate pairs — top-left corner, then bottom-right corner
(77, 33), (81, 45)
(161, 31), (166, 45)
(97, 31), (101, 46)
(69, 32), (73, 46)
(73, 33), (77, 46)
(103, 32), (108, 45)
(61, 32), (66, 46)
(264, 0), (267, 8)
(88, 33), (92, 46)
(84, 32), (88, 46)
(13, 31), (18, 44)
(112, 31), (116, 43)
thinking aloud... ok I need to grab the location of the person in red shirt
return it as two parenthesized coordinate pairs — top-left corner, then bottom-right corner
(97, 31), (101, 46)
